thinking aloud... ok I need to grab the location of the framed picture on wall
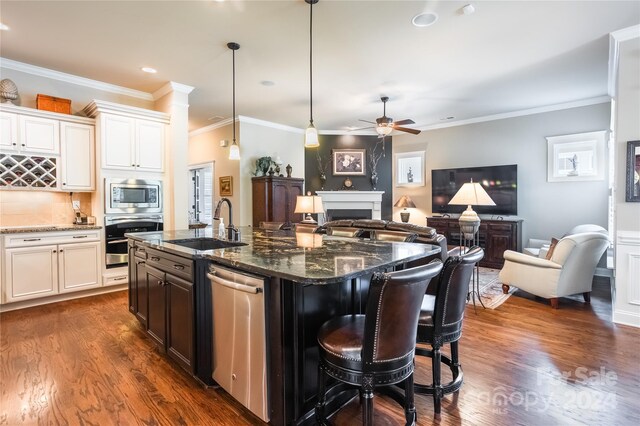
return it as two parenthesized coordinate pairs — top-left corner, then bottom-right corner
(219, 176), (233, 196)
(626, 140), (640, 202)
(546, 131), (606, 182)
(395, 151), (425, 187)
(332, 149), (366, 176)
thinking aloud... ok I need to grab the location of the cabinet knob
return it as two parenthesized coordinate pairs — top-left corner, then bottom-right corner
(52, 250), (57, 253)
(132, 163), (136, 167)
(63, 183), (66, 186)
(12, 143), (16, 146)
(59, 249), (64, 252)
(137, 164), (141, 167)
(21, 144), (25, 146)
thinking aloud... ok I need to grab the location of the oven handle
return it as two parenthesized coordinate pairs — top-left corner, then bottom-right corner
(107, 216), (163, 222)
(107, 239), (129, 244)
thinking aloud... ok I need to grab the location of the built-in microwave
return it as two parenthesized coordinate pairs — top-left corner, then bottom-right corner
(105, 178), (162, 214)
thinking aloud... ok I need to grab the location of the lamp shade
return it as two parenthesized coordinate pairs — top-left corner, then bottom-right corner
(304, 122), (319, 148)
(228, 142), (240, 160)
(448, 180), (496, 206)
(294, 195), (324, 214)
(394, 195), (416, 208)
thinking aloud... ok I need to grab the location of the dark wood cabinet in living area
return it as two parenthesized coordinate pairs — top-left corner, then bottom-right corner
(427, 217), (523, 268)
(252, 176), (304, 228)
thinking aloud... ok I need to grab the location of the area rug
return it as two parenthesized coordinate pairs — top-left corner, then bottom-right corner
(467, 267), (517, 310)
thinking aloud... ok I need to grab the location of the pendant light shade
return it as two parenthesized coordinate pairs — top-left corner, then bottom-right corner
(304, 0), (319, 148)
(228, 42), (240, 160)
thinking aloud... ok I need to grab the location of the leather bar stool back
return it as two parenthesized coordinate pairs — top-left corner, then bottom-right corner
(326, 227), (365, 238)
(316, 260), (443, 426)
(294, 223), (319, 233)
(259, 221), (285, 230)
(414, 246), (484, 418)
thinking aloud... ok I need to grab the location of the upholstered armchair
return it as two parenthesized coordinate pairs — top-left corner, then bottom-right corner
(523, 224), (607, 258)
(499, 232), (609, 308)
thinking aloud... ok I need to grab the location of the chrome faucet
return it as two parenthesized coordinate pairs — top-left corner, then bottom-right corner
(213, 197), (239, 241)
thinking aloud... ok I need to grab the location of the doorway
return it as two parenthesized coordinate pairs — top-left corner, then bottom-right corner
(188, 163), (214, 226)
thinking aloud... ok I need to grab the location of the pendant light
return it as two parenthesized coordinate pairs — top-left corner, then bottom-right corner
(228, 42), (241, 160)
(304, 0), (319, 148)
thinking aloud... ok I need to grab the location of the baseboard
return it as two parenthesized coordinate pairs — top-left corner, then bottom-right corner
(613, 309), (640, 328)
(0, 284), (127, 313)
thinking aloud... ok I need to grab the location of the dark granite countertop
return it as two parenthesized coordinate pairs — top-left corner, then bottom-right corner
(0, 224), (103, 234)
(126, 227), (440, 284)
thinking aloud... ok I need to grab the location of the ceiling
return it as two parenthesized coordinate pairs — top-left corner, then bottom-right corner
(1, 1), (638, 132)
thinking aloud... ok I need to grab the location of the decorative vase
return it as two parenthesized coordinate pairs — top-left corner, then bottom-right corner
(0, 79), (18, 104)
(286, 164), (292, 178)
(275, 164), (281, 176)
(319, 173), (326, 190)
(370, 172), (378, 190)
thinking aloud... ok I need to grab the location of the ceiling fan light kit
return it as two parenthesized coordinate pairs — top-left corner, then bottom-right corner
(304, 0), (320, 149)
(227, 42), (241, 160)
(358, 96), (421, 136)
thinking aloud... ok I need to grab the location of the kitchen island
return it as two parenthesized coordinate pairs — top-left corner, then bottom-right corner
(127, 227), (440, 425)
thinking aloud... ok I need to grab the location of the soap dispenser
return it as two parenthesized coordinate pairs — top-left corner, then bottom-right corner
(218, 218), (226, 240)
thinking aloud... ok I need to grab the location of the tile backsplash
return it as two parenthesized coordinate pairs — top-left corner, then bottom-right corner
(0, 191), (93, 227)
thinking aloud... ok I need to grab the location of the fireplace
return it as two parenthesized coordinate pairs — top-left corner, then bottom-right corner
(326, 209), (372, 221)
(316, 191), (384, 225)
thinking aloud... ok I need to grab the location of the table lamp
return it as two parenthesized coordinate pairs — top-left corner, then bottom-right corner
(394, 195), (416, 223)
(448, 179), (496, 240)
(294, 192), (324, 224)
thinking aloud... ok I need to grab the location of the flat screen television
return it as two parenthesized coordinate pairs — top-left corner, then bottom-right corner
(432, 164), (518, 216)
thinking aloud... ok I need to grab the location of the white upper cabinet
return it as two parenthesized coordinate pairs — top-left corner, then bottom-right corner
(60, 122), (95, 191)
(19, 115), (60, 154)
(136, 120), (164, 171)
(0, 112), (18, 151)
(102, 115), (135, 169)
(84, 100), (169, 173)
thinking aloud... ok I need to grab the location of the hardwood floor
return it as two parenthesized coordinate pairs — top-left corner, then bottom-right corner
(1, 277), (638, 425)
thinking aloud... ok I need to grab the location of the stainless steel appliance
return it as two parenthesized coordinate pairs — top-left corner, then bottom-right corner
(105, 178), (162, 214)
(207, 265), (269, 422)
(105, 215), (163, 268)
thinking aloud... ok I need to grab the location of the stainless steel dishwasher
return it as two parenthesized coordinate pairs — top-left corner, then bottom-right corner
(207, 264), (269, 422)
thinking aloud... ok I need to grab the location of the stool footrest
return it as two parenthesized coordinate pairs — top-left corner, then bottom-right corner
(414, 348), (463, 395)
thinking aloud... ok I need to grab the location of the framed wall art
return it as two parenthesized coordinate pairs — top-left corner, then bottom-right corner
(332, 149), (366, 176)
(546, 130), (606, 182)
(626, 140), (640, 202)
(219, 176), (233, 196)
(395, 151), (425, 187)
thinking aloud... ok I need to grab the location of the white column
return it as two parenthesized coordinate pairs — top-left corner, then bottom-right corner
(153, 82), (195, 231)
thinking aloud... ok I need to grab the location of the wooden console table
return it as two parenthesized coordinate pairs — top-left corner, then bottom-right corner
(427, 216), (523, 268)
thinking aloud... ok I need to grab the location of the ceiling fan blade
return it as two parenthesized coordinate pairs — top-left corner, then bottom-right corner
(393, 126), (421, 135)
(393, 119), (415, 126)
(359, 119), (377, 124)
(349, 126), (374, 132)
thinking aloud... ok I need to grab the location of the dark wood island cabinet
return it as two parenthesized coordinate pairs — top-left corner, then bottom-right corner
(426, 216), (523, 268)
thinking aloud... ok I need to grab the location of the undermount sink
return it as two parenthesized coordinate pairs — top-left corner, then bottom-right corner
(166, 238), (247, 251)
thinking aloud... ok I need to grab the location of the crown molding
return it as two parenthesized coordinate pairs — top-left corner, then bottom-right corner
(0, 57), (155, 101)
(419, 96), (611, 131)
(0, 103), (95, 125)
(608, 25), (640, 97)
(237, 115), (304, 134)
(152, 81), (195, 100)
(83, 99), (170, 123)
(189, 118), (234, 137)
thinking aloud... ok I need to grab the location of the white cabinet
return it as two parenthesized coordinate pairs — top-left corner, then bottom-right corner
(0, 112), (18, 151)
(136, 120), (164, 171)
(102, 116), (164, 172)
(102, 115), (135, 169)
(58, 241), (101, 293)
(5, 245), (58, 301)
(18, 115), (60, 155)
(2, 230), (102, 303)
(60, 122), (95, 191)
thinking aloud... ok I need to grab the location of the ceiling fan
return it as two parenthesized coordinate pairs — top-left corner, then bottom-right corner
(357, 96), (421, 136)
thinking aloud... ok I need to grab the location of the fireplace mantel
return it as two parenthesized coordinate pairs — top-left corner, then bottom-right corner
(315, 191), (385, 225)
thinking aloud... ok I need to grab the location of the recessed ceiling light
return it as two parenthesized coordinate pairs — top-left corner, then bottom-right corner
(462, 4), (476, 15)
(260, 80), (275, 87)
(141, 67), (157, 74)
(0, 23), (10, 31)
(439, 116), (455, 121)
(412, 12), (438, 28)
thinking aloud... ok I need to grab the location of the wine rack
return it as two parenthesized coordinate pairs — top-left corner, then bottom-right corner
(0, 154), (58, 190)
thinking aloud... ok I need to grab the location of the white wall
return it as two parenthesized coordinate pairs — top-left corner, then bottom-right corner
(393, 102), (611, 245)
(237, 119), (304, 226)
(613, 34), (640, 327)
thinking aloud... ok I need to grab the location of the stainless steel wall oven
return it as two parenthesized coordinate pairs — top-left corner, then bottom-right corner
(105, 215), (163, 268)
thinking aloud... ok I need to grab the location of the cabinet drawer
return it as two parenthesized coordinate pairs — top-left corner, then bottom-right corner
(146, 248), (193, 280)
(489, 223), (513, 231)
(4, 230), (100, 248)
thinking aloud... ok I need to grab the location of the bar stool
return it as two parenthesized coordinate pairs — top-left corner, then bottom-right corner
(258, 221), (285, 230)
(326, 227), (365, 238)
(414, 246), (484, 418)
(370, 229), (418, 242)
(315, 260), (443, 426)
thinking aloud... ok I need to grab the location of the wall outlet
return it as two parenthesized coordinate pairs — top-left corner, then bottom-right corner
(72, 201), (81, 210)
